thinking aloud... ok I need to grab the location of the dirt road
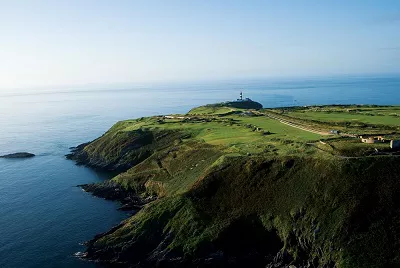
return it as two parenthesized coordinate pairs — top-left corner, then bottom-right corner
(264, 113), (331, 136)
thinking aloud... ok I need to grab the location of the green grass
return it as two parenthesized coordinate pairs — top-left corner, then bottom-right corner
(78, 104), (400, 267)
(277, 106), (400, 131)
(289, 110), (400, 126)
(113, 141), (223, 196)
(90, 155), (400, 267)
(188, 105), (237, 115)
(106, 114), (322, 157)
(234, 116), (324, 141)
(262, 106), (400, 137)
(328, 139), (392, 157)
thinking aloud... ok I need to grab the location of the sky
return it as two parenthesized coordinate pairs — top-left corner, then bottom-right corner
(0, 0), (400, 90)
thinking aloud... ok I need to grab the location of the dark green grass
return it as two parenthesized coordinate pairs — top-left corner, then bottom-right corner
(92, 155), (400, 267)
(79, 104), (400, 267)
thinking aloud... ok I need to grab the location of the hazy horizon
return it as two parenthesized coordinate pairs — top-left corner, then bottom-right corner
(1, 74), (399, 98)
(1, 0), (400, 90)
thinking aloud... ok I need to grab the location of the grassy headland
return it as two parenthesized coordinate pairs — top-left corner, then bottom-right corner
(67, 102), (400, 267)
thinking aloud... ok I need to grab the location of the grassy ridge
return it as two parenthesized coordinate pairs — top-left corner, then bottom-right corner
(188, 106), (235, 115)
(88, 154), (400, 267)
(189, 156), (400, 267)
(113, 140), (223, 196)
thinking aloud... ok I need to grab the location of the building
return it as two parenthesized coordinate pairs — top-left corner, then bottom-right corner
(361, 136), (379, 144)
(377, 136), (385, 142)
(236, 91), (252, 102)
(360, 136), (386, 144)
(237, 91), (243, 101)
(240, 111), (255, 116)
(390, 140), (400, 149)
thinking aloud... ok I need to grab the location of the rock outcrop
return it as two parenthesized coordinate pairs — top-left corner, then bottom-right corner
(0, 152), (35, 158)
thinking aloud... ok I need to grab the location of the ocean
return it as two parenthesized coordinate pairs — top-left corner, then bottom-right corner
(0, 76), (399, 268)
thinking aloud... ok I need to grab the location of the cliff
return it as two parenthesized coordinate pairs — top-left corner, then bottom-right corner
(68, 105), (400, 268)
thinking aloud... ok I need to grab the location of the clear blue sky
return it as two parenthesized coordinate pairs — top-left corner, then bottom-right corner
(1, 0), (399, 89)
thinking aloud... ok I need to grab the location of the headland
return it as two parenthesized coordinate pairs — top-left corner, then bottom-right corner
(67, 99), (400, 267)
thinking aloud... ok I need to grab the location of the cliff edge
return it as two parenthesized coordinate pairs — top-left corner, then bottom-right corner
(67, 104), (400, 268)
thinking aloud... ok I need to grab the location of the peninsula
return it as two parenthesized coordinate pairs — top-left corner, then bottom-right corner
(68, 101), (400, 267)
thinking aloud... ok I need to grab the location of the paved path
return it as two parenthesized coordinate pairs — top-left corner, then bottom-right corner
(263, 113), (331, 136)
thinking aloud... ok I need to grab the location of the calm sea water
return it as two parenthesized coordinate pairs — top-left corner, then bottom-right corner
(0, 76), (399, 268)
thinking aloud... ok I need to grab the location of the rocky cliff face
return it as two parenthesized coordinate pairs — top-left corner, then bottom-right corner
(67, 126), (188, 172)
(68, 119), (400, 268)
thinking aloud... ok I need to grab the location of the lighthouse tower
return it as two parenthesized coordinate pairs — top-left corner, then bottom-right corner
(239, 91), (243, 101)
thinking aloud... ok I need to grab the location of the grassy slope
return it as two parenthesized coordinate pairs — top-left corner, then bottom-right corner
(91, 155), (400, 267)
(77, 105), (400, 267)
(188, 106), (236, 115)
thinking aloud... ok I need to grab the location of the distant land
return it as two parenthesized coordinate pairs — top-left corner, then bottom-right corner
(67, 100), (400, 267)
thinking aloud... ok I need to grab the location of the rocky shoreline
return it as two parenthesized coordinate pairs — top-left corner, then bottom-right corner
(78, 181), (157, 211)
(69, 141), (157, 211)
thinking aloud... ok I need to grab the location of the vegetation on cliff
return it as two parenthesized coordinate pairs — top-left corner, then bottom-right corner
(188, 99), (263, 112)
(68, 104), (400, 267)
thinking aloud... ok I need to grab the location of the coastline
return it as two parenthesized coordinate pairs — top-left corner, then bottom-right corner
(66, 103), (400, 267)
(3, 78), (400, 268)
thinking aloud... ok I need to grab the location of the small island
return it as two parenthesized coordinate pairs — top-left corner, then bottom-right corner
(67, 99), (400, 268)
(0, 152), (35, 159)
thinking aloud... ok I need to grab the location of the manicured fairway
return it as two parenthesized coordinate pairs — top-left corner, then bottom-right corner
(233, 116), (324, 141)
